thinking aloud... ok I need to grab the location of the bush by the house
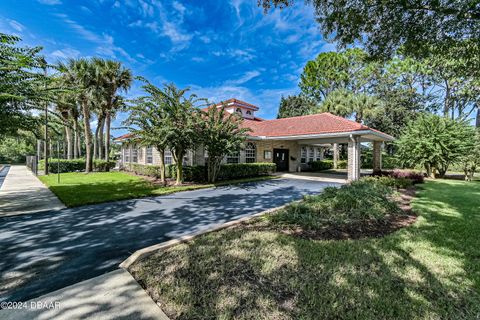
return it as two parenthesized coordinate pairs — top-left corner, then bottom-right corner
(373, 169), (424, 184)
(166, 164), (206, 182)
(362, 176), (412, 189)
(39, 159), (116, 173)
(361, 153), (398, 169)
(310, 159), (347, 171)
(269, 179), (402, 228)
(126, 162), (275, 182)
(216, 163), (276, 180)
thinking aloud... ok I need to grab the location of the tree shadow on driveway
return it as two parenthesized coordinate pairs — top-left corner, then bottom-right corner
(0, 178), (338, 302)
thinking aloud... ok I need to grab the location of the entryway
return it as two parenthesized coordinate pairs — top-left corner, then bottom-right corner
(273, 148), (289, 171)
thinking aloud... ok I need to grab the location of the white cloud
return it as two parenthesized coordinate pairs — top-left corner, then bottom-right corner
(7, 19), (25, 32)
(225, 70), (261, 85)
(38, 0), (62, 4)
(50, 48), (81, 60)
(191, 56), (205, 62)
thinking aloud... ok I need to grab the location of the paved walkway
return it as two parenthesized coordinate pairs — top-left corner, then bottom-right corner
(2, 269), (168, 320)
(0, 178), (339, 303)
(0, 165), (65, 217)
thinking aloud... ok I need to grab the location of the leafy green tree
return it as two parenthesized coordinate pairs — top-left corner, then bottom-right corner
(200, 104), (250, 182)
(300, 49), (377, 102)
(0, 33), (50, 136)
(318, 89), (383, 123)
(161, 84), (202, 185)
(396, 114), (475, 178)
(0, 135), (35, 163)
(259, 1), (480, 67)
(277, 95), (316, 118)
(461, 130), (480, 181)
(124, 79), (171, 184)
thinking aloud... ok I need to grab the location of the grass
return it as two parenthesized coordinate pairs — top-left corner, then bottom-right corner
(130, 179), (480, 319)
(39, 172), (278, 207)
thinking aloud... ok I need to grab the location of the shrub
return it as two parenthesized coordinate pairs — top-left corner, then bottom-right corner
(216, 163), (276, 180)
(310, 159), (347, 171)
(310, 160), (333, 171)
(362, 176), (412, 189)
(373, 169), (424, 184)
(39, 159), (116, 173)
(126, 163), (275, 182)
(269, 179), (402, 228)
(167, 164), (206, 182)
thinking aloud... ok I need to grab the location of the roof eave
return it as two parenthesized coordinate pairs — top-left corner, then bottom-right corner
(248, 129), (395, 141)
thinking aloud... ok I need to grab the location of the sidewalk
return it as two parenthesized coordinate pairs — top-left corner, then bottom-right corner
(1, 269), (169, 320)
(0, 165), (65, 217)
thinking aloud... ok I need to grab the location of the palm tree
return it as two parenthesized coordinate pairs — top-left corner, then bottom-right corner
(59, 58), (96, 172)
(92, 58), (132, 161)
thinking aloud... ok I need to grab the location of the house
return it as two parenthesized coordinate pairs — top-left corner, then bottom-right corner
(115, 98), (394, 181)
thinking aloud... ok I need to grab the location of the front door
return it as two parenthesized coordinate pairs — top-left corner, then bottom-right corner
(273, 149), (289, 172)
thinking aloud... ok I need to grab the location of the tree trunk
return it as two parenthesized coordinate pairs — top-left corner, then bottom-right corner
(82, 99), (93, 173)
(476, 106), (480, 128)
(104, 111), (111, 161)
(93, 114), (104, 160)
(98, 116), (105, 160)
(173, 148), (184, 185)
(72, 115), (78, 158)
(158, 148), (166, 185)
(65, 124), (73, 160)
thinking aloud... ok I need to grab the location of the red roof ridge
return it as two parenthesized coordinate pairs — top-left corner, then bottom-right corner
(320, 112), (368, 129)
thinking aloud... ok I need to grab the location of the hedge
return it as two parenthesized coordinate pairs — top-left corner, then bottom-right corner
(310, 159), (347, 171)
(127, 162), (276, 182)
(217, 163), (276, 180)
(38, 158), (116, 173)
(372, 169), (425, 184)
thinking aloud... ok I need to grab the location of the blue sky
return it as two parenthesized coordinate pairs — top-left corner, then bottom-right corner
(0, 0), (333, 135)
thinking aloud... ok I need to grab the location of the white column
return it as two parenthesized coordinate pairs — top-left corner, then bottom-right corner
(347, 136), (361, 181)
(373, 141), (382, 172)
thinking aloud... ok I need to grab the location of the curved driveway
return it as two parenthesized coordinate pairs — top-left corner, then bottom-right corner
(0, 178), (339, 302)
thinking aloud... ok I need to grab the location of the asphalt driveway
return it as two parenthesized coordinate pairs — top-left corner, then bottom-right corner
(0, 178), (339, 302)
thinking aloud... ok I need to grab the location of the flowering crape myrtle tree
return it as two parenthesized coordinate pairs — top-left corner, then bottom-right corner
(200, 104), (250, 183)
(396, 114), (475, 178)
(124, 78), (170, 185)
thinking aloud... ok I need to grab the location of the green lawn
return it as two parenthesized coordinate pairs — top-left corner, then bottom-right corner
(39, 172), (277, 207)
(130, 179), (480, 319)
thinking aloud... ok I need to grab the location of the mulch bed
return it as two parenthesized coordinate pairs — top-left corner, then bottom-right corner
(241, 188), (418, 241)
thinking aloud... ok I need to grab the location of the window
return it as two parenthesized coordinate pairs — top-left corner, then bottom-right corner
(300, 146), (307, 163)
(125, 147), (130, 162)
(183, 153), (189, 166)
(164, 150), (173, 164)
(227, 151), (240, 163)
(315, 147), (322, 161)
(132, 147), (138, 163)
(246, 110), (252, 115)
(146, 147), (153, 164)
(308, 147), (314, 163)
(235, 107), (242, 114)
(245, 142), (256, 163)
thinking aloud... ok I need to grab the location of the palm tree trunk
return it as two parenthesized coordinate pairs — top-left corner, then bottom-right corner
(72, 113), (80, 158)
(104, 111), (111, 161)
(82, 99), (93, 173)
(93, 114), (104, 160)
(476, 105), (480, 128)
(65, 124), (73, 160)
(98, 116), (105, 160)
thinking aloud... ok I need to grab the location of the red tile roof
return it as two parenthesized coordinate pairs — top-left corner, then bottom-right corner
(114, 133), (134, 141)
(241, 112), (376, 137)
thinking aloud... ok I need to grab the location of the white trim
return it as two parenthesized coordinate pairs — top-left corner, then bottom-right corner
(248, 130), (394, 141)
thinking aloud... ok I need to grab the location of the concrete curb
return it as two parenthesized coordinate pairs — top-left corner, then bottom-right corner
(119, 204), (289, 270)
